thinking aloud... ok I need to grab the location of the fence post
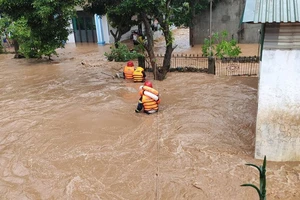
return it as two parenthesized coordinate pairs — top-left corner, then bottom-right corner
(208, 57), (215, 74)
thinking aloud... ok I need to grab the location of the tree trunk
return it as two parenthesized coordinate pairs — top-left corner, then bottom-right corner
(190, 26), (194, 47)
(151, 0), (176, 80)
(13, 40), (24, 59)
(156, 18), (176, 79)
(110, 30), (120, 48)
(141, 0), (176, 80)
(156, 29), (176, 80)
(140, 13), (158, 80)
(189, 2), (196, 47)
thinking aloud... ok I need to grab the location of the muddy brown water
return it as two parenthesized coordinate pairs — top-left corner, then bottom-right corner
(1, 29), (300, 200)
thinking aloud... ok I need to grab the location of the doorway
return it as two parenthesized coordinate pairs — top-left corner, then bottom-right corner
(72, 11), (97, 43)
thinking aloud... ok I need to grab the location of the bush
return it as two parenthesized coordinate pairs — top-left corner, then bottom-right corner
(202, 30), (242, 58)
(104, 42), (142, 62)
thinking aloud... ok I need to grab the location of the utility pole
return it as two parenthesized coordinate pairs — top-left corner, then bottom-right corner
(209, 0), (213, 56)
(207, 0), (215, 75)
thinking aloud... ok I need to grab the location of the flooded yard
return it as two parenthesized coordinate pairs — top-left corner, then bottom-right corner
(0, 28), (299, 200)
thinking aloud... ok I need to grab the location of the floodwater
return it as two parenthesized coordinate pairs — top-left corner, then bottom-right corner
(0, 29), (300, 200)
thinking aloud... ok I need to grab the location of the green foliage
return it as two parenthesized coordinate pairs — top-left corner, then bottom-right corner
(172, 0), (221, 27)
(0, 15), (11, 32)
(104, 42), (142, 62)
(83, 0), (120, 16)
(241, 156), (267, 200)
(202, 30), (242, 58)
(0, 16), (11, 53)
(7, 17), (31, 56)
(0, 0), (84, 58)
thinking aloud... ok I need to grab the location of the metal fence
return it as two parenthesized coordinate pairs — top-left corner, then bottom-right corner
(215, 56), (260, 76)
(144, 54), (260, 76)
(145, 54), (208, 72)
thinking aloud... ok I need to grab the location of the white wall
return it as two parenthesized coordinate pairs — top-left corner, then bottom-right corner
(101, 15), (112, 44)
(67, 20), (75, 43)
(255, 50), (300, 161)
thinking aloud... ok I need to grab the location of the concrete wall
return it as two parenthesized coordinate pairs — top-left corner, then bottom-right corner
(255, 50), (300, 161)
(101, 15), (112, 44)
(193, 0), (261, 44)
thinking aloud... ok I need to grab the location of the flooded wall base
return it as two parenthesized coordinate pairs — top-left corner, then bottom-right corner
(255, 50), (300, 161)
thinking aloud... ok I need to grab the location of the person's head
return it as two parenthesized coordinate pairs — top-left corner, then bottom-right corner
(127, 61), (134, 67)
(144, 80), (153, 88)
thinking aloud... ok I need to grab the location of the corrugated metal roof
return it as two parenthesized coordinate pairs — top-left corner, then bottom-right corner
(243, 0), (300, 23)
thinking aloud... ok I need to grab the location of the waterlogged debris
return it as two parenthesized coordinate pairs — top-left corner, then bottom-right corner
(115, 72), (124, 79)
(192, 182), (204, 190)
(81, 61), (91, 67)
(101, 72), (115, 79)
(192, 182), (208, 197)
(81, 61), (102, 67)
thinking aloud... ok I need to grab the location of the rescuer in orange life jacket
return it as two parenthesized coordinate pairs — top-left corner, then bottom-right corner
(133, 66), (146, 82)
(123, 61), (135, 79)
(135, 81), (160, 114)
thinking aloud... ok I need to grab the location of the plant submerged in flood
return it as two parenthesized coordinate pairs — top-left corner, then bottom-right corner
(104, 42), (142, 62)
(241, 156), (267, 200)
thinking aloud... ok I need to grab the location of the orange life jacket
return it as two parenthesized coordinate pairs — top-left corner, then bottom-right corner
(140, 86), (160, 111)
(123, 66), (134, 79)
(133, 67), (144, 82)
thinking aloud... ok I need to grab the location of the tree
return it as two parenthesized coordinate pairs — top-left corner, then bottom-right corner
(85, 0), (218, 80)
(107, 12), (135, 48)
(0, 0), (83, 58)
(6, 17), (30, 58)
(84, 0), (173, 80)
(84, 0), (137, 48)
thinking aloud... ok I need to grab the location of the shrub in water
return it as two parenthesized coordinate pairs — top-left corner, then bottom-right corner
(104, 42), (142, 62)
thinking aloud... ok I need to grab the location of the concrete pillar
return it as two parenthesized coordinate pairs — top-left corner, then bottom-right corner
(255, 50), (300, 161)
(94, 14), (105, 45)
(208, 57), (215, 74)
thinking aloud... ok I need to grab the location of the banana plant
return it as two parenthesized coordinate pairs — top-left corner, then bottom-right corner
(241, 156), (267, 200)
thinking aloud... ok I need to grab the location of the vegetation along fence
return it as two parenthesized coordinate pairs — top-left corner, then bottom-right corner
(144, 54), (259, 76)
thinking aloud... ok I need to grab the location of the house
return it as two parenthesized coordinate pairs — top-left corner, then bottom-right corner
(67, 7), (133, 45)
(67, 7), (113, 45)
(67, 7), (165, 45)
(243, 0), (300, 161)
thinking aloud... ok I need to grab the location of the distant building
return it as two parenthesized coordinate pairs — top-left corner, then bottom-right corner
(67, 7), (133, 45)
(67, 7), (165, 45)
(191, 0), (261, 45)
(243, 0), (300, 161)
